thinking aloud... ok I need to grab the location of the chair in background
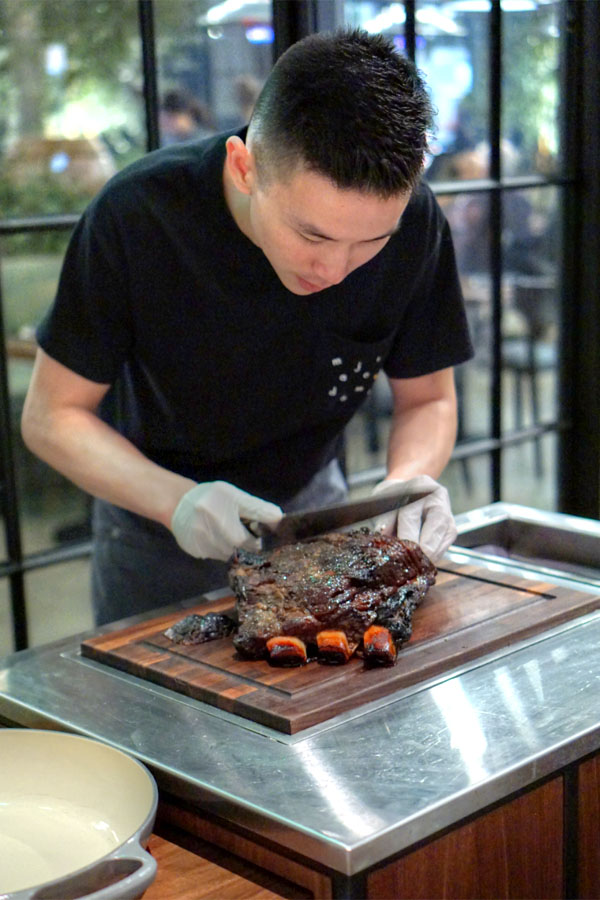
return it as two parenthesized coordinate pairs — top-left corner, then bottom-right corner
(502, 275), (558, 476)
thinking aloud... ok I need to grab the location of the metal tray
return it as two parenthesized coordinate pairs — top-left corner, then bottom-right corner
(452, 503), (600, 587)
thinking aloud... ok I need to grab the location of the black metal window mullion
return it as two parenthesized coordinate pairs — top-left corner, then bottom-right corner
(558, 0), (600, 519)
(272, 0), (318, 62)
(556, 0), (580, 513)
(404, 0), (416, 62)
(0, 263), (28, 651)
(488, 0), (503, 501)
(138, 0), (160, 153)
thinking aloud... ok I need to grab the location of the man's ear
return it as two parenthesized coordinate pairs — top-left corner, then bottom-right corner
(225, 136), (256, 195)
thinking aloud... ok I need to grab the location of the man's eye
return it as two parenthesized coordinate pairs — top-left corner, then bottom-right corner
(301, 234), (322, 243)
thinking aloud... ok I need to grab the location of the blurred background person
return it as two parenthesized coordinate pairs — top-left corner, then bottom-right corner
(233, 74), (262, 126)
(159, 88), (215, 146)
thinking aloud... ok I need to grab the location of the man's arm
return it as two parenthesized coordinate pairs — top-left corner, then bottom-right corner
(372, 367), (459, 561)
(384, 366), (458, 479)
(21, 349), (282, 560)
(21, 348), (198, 529)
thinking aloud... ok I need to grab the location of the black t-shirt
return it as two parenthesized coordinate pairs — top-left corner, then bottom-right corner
(37, 130), (473, 505)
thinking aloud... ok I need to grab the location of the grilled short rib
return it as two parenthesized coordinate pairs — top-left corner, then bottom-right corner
(228, 528), (436, 664)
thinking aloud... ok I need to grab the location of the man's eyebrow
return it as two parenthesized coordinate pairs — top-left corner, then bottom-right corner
(293, 219), (401, 242)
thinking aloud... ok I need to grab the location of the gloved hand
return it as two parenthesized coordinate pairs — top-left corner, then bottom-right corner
(371, 474), (457, 562)
(171, 481), (283, 561)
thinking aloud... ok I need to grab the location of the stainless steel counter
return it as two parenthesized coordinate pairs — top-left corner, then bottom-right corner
(2, 506), (600, 876)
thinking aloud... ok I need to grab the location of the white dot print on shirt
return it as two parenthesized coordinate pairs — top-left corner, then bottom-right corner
(327, 355), (381, 404)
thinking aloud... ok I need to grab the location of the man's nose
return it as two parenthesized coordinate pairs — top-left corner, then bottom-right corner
(312, 245), (351, 285)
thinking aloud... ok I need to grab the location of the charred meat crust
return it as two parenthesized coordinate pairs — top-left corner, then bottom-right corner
(229, 528), (436, 660)
(163, 612), (236, 644)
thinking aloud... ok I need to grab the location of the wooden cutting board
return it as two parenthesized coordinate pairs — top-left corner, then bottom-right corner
(81, 561), (600, 734)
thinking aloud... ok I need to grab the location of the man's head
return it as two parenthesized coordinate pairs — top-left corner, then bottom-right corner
(248, 28), (433, 196)
(223, 29), (432, 294)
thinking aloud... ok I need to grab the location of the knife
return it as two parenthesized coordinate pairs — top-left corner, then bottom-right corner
(250, 484), (433, 550)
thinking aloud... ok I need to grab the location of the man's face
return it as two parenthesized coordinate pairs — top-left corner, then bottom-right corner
(246, 166), (411, 295)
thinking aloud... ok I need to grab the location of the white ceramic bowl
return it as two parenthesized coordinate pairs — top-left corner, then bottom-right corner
(0, 729), (158, 900)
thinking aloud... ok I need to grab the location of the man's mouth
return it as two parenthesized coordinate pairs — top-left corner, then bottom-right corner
(297, 275), (329, 292)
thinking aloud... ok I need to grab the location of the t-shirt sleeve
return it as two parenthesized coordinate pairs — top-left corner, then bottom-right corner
(36, 191), (133, 384)
(383, 191), (474, 379)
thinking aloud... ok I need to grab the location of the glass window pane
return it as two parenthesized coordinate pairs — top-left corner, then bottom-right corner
(502, 186), (560, 436)
(343, 0), (406, 44)
(0, 585), (15, 656)
(441, 187), (493, 445)
(2, 232), (92, 557)
(440, 453), (493, 515)
(2, 233), (69, 338)
(154, 0), (274, 144)
(25, 561), (93, 648)
(502, 0), (561, 177)
(0, 0), (145, 219)
(502, 433), (557, 511)
(419, 0), (491, 183)
(0, 559), (93, 655)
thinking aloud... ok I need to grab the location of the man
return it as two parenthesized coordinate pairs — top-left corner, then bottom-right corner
(21, 29), (473, 626)
(159, 89), (215, 146)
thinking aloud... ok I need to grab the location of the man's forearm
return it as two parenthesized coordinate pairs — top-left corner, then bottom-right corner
(22, 405), (195, 529)
(385, 396), (458, 481)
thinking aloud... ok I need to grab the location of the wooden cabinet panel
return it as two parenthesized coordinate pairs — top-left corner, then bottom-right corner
(157, 798), (330, 899)
(578, 755), (600, 900)
(144, 835), (289, 900)
(367, 778), (563, 899)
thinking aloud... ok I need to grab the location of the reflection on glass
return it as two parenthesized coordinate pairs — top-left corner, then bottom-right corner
(0, 0), (144, 218)
(502, 0), (561, 177)
(154, 0), (274, 146)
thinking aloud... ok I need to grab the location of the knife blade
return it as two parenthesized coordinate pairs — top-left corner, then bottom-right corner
(251, 484), (433, 550)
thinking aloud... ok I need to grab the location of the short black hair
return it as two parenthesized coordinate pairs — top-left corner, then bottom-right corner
(248, 29), (434, 196)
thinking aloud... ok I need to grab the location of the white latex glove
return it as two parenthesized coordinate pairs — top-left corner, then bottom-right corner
(371, 474), (457, 562)
(171, 481), (283, 561)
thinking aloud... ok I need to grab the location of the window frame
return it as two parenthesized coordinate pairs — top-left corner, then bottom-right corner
(0, 0), (598, 651)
